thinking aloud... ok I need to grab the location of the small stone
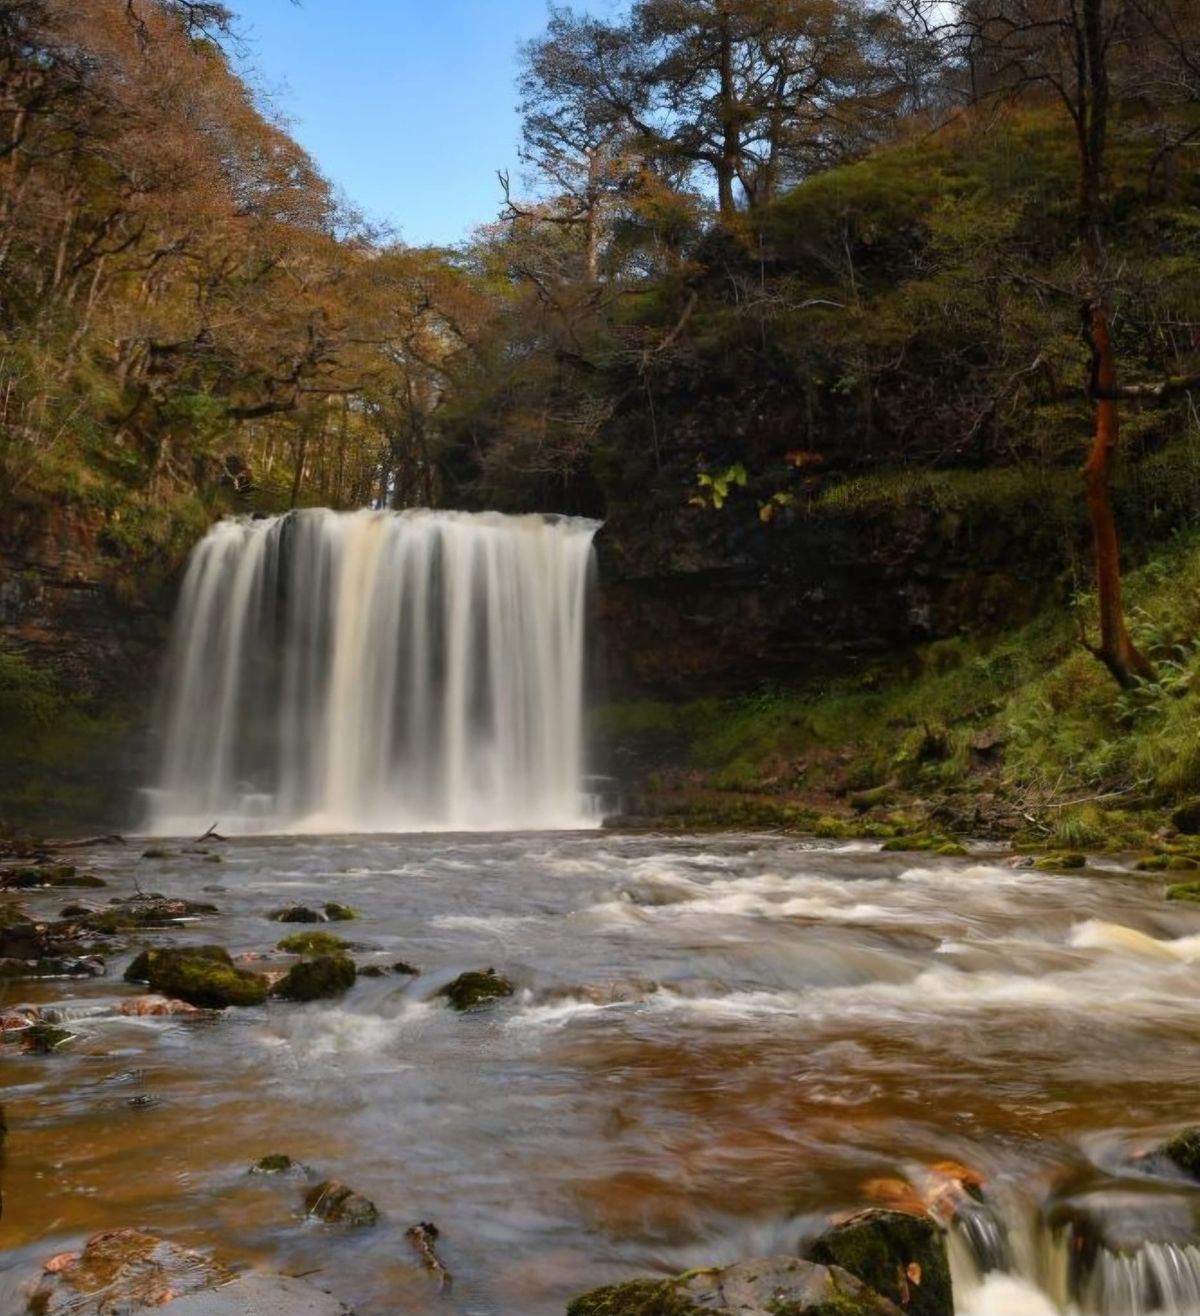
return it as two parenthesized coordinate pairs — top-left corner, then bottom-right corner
(323, 903), (357, 921)
(304, 1179), (379, 1227)
(250, 1154), (298, 1174)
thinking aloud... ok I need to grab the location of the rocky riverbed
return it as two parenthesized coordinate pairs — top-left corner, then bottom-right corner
(3, 832), (1200, 1314)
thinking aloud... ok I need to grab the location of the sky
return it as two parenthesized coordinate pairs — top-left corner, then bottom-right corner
(229, 0), (615, 248)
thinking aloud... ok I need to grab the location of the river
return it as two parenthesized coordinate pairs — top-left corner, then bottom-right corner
(3, 833), (1200, 1315)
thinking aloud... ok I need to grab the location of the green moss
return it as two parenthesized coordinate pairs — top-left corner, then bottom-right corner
(1166, 881), (1200, 903)
(437, 968), (515, 1011)
(124, 945), (266, 1008)
(276, 931), (349, 954)
(323, 903), (358, 921)
(566, 1280), (704, 1316)
(1034, 852), (1087, 871)
(1136, 854), (1200, 871)
(272, 953), (356, 1002)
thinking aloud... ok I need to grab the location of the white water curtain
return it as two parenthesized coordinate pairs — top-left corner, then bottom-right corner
(146, 509), (599, 835)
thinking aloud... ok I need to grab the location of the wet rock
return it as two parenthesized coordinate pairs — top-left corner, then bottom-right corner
(1172, 800), (1200, 835)
(27, 1227), (231, 1314)
(156, 1273), (353, 1315)
(304, 1179), (379, 1227)
(435, 967), (514, 1011)
(276, 931), (349, 954)
(541, 977), (660, 1007)
(0, 1103), (7, 1146)
(566, 1258), (903, 1315)
(0, 954), (104, 979)
(1166, 881), (1200, 904)
(1043, 1172), (1200, 1304)
(393, 960), (419, 975)
(802, 1208), (953, 1316)
(118, 995), (201, 1017)
(250, 1154), (301, 1174)
(140, 847), (174, 859)
(1, 865), (106, 889)
(21, 1022), (76, 1054)
(1151, 1128), (1200, 1179)
(1033, 852), (1087, 871)
(323, 902), (357, 921)
(272, 954), (356, 1002)
(880, 835), (954, 854)
(124, 946), (268, 1008)
(268, 905), (324, 924)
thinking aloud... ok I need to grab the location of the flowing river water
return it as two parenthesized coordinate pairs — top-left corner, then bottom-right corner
(4, 832), (1200, 1315)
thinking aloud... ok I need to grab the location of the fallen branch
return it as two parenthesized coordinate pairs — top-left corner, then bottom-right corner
(406, 1222), (451, 1291)
(194, 823), (227, 843)
(52, 834), (126, 850)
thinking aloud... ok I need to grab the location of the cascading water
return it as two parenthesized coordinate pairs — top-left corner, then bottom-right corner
(144, 508), (599, 835)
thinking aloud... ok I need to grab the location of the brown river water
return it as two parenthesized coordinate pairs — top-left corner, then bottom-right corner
(3, 832), (1200, 1315)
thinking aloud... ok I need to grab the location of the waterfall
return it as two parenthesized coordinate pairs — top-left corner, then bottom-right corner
(144, 509), (600, 835)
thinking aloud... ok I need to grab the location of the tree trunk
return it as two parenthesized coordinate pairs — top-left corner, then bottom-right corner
(1084, 301), (1154, 687)
(716, 11), (738, 218)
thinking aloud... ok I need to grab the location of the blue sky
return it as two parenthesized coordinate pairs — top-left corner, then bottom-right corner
(230, 0), (615, 248)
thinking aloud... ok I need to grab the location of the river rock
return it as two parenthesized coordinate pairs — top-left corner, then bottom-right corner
(272, 954), (356, 1002)
(124, 946), (268, 1008)
(802, 1208), (953, 1316)
(275, 931), (349, 954)
(566, 1258), (903, 1315)
(118, 995), (201, 1017)
(435, 967), (514, 1011)
(250, 1154), (303, 1175)
(1153, 1127), (1200, 1178)
(304, 1179), (379, 1227)
(27, 1228), (231, 1314)
(323, 903), (357, 921)
(1, 864), (106, 889)
(268, 905), (324, 923)
(159, 1274), (353, 1315)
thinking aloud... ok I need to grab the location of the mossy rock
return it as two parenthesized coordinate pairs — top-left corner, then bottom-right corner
(436, 968), (514, 1011)
(1136, 854), (1200, 872)
(268, 905), (323, 924)
(124, 945), (267, 1008)
(566, 1258), (903, 1315)
(1155, 1128), (1200, 1179)
(1166, 881), (1200, 904)
(814, 815), (854, 839)
(1, 865), (105, 889)
(140, 848), (174, 859)
(24, 1022), (77, 1054)
(802, 1209), (952, 1316)
(304, 1179), (379, 1227)
(935, 842), (968, 857)
(250, 1153), (300, 1175)
(1033, 852), (1087, 872)
(323, 902), (357, 921)
(272, 953), (356, 1002)
(881, 834), (945, 853)
(276, 930), (349, 955)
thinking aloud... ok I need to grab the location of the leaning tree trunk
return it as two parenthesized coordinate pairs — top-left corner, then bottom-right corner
(1084, 301), (1155, 687)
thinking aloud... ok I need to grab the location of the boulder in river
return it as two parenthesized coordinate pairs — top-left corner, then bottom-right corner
(323, 903), (357, 921)
(276, 930), (349, 955)
(435, 967), (514, 1011)
(145, 1273), (353, 1315)
(304, 1179), (379, 1227)
(27, 1227), (231, 1314)
(268, 905), (323, 924)
(566, 1258), (903, 1315)
(124, 946), (268, 1008)
(272, 954), (356, 1002)
(1, 864), (106, 889)
(802, 1208), (953, 1316)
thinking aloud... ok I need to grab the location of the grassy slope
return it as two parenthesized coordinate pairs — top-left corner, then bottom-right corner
(598, 526), (1200, 849)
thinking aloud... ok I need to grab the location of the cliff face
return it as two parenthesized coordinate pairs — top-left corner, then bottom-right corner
(593, 485), (1074, 696)
(0, 499), (174, 830)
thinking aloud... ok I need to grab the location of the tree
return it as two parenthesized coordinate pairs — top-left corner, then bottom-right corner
(907, 0), (1200, 685)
